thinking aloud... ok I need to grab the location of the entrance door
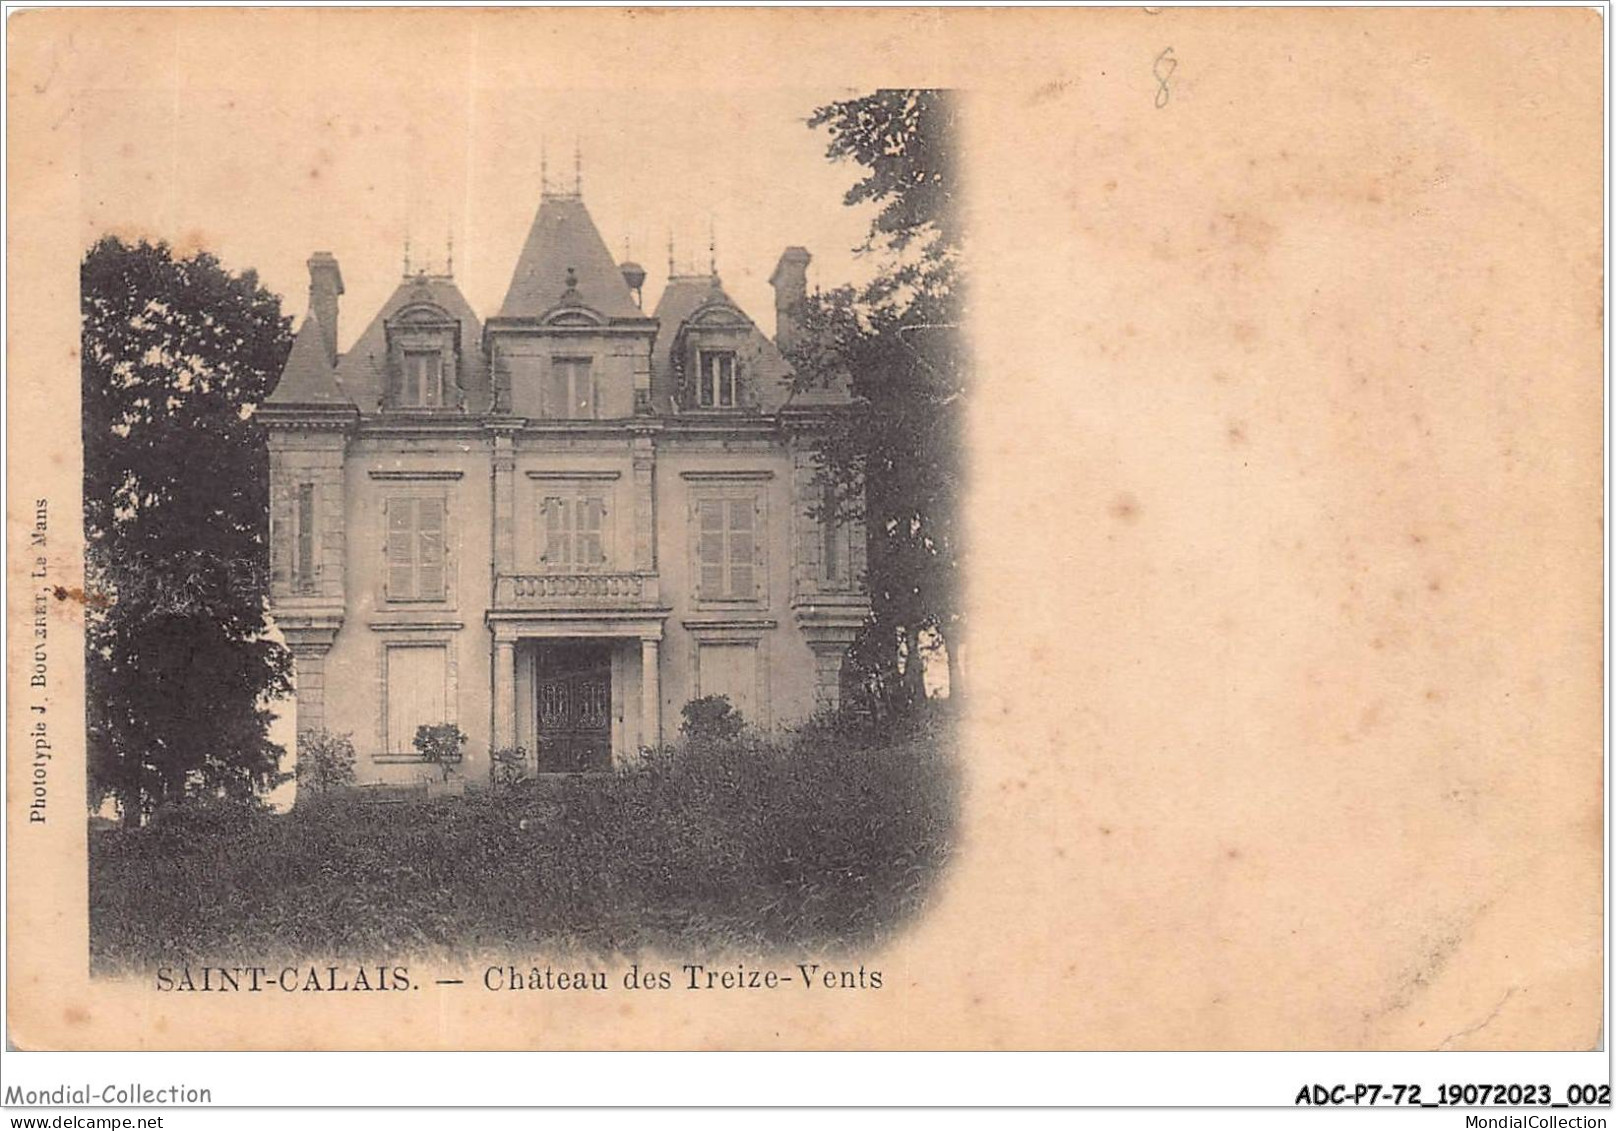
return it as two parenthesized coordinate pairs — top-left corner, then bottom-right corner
(535, 642), (612, 773)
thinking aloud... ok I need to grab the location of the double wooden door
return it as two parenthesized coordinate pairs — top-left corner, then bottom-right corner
(535, 643), (611, 773)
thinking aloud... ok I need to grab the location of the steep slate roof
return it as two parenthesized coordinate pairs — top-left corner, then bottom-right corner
(650, 274), (796, 413)
(334, 274), (491, 413)
(266, 313), (352, 406)
(498, 195), (641, 321)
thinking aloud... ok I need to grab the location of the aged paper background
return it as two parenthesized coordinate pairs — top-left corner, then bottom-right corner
(6, 6), (1603, 1051)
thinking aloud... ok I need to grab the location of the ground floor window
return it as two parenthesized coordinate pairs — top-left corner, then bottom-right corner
(385, 644), (448, 755)
(697, 641), (759, 724)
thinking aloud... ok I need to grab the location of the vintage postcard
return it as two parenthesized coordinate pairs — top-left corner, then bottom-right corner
(5, 6), (1603, 1056)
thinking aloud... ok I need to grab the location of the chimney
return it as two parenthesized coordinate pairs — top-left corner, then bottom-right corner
(769, 246), (811, 354)
(307, 252), (344, 364)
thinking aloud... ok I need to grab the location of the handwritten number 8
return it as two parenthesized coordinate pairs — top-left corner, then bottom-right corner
(1154, 47), (1177, 109)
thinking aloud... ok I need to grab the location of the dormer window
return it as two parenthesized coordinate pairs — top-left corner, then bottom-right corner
(401, 349), (444, 407)
(699, 350), (737, 408)
(384, 299), (461, 411)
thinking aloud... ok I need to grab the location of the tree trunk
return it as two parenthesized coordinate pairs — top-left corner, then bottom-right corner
(899, 625), (928, 711)
(944, 628), (964, 703)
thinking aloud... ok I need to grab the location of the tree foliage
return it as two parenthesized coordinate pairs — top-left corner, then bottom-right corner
(81, 236), (295, 824)
(296, 729), (357, 795)
(680, 695), (747, 744)
(413, 723), (467, 783)
(789, 90), (965, 713)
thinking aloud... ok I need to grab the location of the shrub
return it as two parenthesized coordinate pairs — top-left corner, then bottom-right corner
(621, 703), (959, 945)
(679, 695), (745, 743)
(413, 723), (467, 782)
(295, 729), (357, 795)
(143, 794), (270, 847)
(491, 746), (529, 790)
(89, 707), (958, 968)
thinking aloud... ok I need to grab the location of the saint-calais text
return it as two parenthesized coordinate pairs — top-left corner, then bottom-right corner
(29, 498), (51, 825)
(155, 965), (410, 992)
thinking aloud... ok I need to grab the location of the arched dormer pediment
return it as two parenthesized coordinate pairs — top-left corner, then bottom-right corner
(385, 300), (463, 352)
(688, 300), (748, 329)
(391, 300), (456, 326)
(539, 304), (607, 328)
(671, 301), (753, 364)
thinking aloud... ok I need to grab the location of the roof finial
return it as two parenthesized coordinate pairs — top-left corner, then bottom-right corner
(403, 229), (411, 277)
(540, 138), (549, 195)
(708, 216), (717, 277)
(667, 229), (676, 277)
(446, 224), (454, 278)
(574, 138), (582, 196)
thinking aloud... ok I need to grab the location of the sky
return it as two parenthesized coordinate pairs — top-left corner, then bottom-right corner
(80, 84), (882, 349)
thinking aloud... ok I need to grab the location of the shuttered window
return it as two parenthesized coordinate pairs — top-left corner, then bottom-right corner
(695, 495), (761, 600)
(577, 497), (605, 566)
(386, 645), (447, 754)
(540, 495), (608, 568)
(820, 483), (841, 585)
(385, 496), (447, 601)
(819, 483), (855, 588)
(293, 482), (316, 593)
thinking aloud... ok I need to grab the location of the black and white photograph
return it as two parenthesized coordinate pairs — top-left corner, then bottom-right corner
(77, 84), (963, 974)
(4, 3), (1608, 1119)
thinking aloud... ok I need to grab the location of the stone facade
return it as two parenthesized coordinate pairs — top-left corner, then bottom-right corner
(261, 187), (868, 784)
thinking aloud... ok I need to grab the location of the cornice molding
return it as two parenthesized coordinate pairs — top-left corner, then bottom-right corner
(679, 469), (775, 482)
(367, 619), (466, 633)
(484, 607), (673, 643)
(359, 417), (487, 438)
(483, 318), (658, 340)
(525, 470), (621, 481)
(258, 403), (360, 431)
(367, 469), (465, 481)
(682, 617), (779, 633)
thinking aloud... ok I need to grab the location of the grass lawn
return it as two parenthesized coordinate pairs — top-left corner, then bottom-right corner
(89, 712), (958, 971)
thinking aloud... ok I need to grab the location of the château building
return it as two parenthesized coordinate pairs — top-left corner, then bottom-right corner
(260, 183), (868, 781)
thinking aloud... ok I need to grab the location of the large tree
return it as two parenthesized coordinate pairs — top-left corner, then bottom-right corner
(788, 90), (965, 713)
(81, 236), (294, 824)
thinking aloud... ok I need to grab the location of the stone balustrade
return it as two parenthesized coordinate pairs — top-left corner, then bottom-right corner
(495, 571), (660, 608)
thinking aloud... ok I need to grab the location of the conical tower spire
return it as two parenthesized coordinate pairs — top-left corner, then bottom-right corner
(266, 313), (351, 406)
(497, 193), (640, 319)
